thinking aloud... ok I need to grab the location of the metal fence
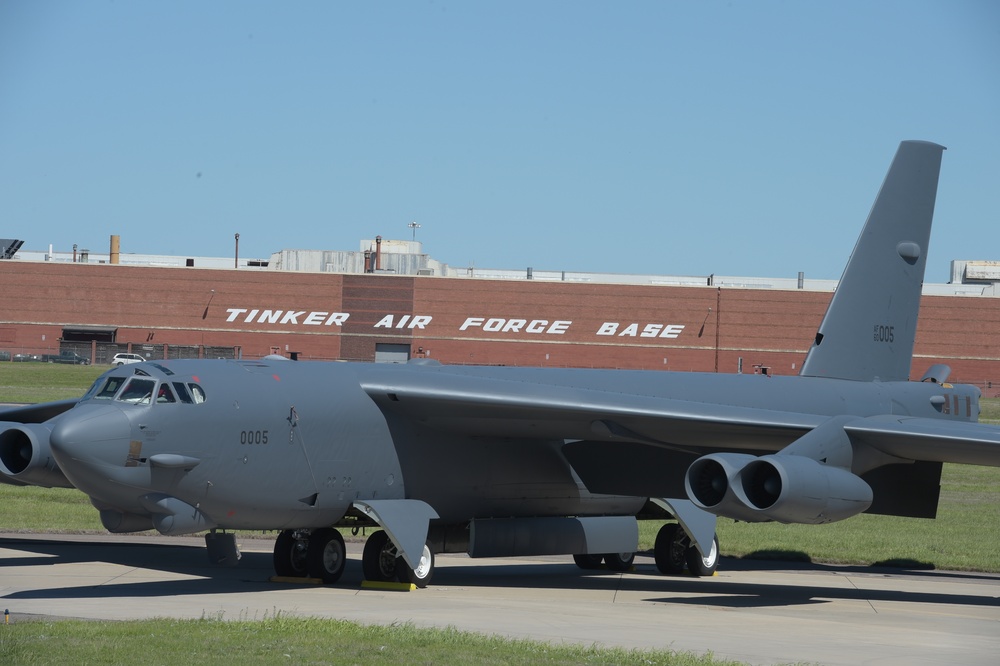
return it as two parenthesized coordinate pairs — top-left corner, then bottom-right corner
(57, 342), (240, 365)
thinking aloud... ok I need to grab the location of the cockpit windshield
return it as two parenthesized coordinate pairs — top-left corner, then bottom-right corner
(85, 370), (207, 406)
(86, 375), (128, 400)
(118, 378), (156, 404)
(98, 376), (128, 398)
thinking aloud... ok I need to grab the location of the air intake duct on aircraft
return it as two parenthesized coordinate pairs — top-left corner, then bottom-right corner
(685, 452), (873, 524)
(0, 422), (73, 488)
(684, 453), (772, 523)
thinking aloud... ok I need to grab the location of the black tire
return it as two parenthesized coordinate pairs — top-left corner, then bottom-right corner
(272, 530), (308, 578)
(396, 542), (434, 588)
(573, 554), (604, 570)
(653, 523), (688, 575)
(685, 533), (720, 577)
(603, 552), (635, 572)
(306, 528), (346, 584)
(362, 530), (397, 582)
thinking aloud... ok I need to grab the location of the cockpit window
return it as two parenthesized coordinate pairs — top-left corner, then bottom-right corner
(117, 378), (156, 404)
(92, 375), (128, 400)
(189, 383), (206, 404)
(172, 382), (193, 404)
(156, 383), (176, 404)
(83, 378), (101, 400)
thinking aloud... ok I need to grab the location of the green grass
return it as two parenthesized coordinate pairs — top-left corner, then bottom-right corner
(0, 363), (106, 403)
(981, 396), (1000, 423)
(0, 485), (106, 532)
(0, 615), (741, 666)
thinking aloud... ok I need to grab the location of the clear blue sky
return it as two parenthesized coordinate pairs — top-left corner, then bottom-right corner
(2, 1), (998, 282)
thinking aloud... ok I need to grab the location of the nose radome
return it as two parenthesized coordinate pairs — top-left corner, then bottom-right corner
(50, 403), (133, 464)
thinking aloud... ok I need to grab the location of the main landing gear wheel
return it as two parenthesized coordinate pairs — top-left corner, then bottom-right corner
(573, 554), (604, 570)
(362, 530), (398, 582)
(306, 528), (347, 584)
(686, 533), (720, 577)
(272, 529), (308, 578)
(654, 523), (719, 577)
(396, 542), (435, 588)
(654, 523), (687, 574)
(603, 552), (635, 572)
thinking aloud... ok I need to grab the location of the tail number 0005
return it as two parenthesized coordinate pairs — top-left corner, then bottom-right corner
(873, 325), (894, 343)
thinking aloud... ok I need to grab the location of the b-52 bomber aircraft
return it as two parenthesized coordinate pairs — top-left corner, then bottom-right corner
(3, 140), (1000, 588)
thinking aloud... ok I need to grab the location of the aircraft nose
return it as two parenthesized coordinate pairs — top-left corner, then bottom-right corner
(49, 403), (134, 472)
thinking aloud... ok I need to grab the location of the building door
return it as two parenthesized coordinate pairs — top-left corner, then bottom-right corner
(374, 343), (410, 364)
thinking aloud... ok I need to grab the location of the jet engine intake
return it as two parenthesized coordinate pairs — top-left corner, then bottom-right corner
(686, 452), (874, 524)
(0, 422), (72, 488)
(733, 454), (873, 524)
(684, 453), (769, 522)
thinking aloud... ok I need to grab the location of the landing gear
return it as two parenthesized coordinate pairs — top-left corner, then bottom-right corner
(272, 529), (309, 578)
(362, 529), (398, 582)
(573, 554), (604, 570)
(686, 532), (719, 577)
(272, 528), (346, 583)
(654, 523), (718, 577)
(306, 528), (347, 584)
(654, 524), (687, 574)
(362, 529), (435, 588)
(396, 542), (435, 588)
(572, 552), (635, 571)
(603, 552), (635, 572)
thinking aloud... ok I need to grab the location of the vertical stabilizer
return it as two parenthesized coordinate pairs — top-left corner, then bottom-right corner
(799, 141), (945, 382)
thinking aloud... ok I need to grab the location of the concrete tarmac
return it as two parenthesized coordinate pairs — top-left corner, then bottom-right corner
(1, 533), (998, 665)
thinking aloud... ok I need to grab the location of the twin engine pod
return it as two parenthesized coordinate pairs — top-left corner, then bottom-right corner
(0, 422), (72, 488)
(684, 452), (873, 524)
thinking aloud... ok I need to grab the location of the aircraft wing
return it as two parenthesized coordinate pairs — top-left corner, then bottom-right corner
(360, 369), (820, 453)
(846, 415), (1000, 467)
(0, 399), (78, 424)
(362, 368), (1000, 466)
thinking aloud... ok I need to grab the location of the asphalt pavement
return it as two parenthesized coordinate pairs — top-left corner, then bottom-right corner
(1, 533), (998, 665)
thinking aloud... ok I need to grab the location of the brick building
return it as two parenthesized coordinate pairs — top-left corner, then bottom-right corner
(1, 260), (998, 394)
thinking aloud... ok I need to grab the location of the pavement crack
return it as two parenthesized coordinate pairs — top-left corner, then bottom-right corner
(844, 576), (878, 613)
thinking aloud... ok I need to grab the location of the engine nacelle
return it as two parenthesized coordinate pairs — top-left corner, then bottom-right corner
(0, 422), (72, 488)
(684, 453), (770, 522)
(733, 454), (873, 524)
